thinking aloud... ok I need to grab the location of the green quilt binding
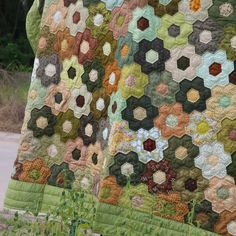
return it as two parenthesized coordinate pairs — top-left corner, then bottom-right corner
(4, 179), (219, 236)
(4, 179), (46, 212)
(94, 202), (219, 236)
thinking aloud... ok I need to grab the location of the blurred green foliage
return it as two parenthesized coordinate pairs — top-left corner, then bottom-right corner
(0, 34), (34, 71)
(0, 0), (35, 71)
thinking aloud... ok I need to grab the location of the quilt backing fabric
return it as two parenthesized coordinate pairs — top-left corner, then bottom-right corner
(4, 0), (236, 235)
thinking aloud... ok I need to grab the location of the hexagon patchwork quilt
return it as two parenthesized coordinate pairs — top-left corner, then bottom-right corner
(4, 0), (236, 235)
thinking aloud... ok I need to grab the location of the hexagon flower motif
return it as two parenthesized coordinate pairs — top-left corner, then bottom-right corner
(36, 134), (66, 167)
(108, 91), (126, 123)
(184, 200), (219, 231)
(54, 28), (76, 60)
(95, 31), (117, 66)
(157, 13), (192, 50)
(195, 142), (232, 180)
(220, 26), (236, 60)
(101, 0), (124, 11)
(18, 158), (51, 184)
(81, 58), (105, 93)
(188, 18), (224, 55)
(109, 151), (145, 186)
(118, 63), (148, 99)
(103, 61), (121, 95)
(144, 71), (179, 107)
(43, 0), (68, 33)
(206, 84), (236, 121)
(186, 111), (219, 145)
(122, 95), (159, 131)
(173, 168), (209, 202)
(27, 106), (57, 138)
(26, 79), (49, 112)
(54, 109), (80, 143)
(148, 0), (180, 17)
(131, 128), (168, 163)
(64, 137), (88, 171)
(115, 33), (139, 68)
(66, 0), (89, 36)
(109, 2), (132, 39)
(134, 38), (170, 74)
(118, 184), (156, 212)
(197, 50), (234, 89)
(68, 84), (92, 118)
(99, 176), (122, 205)
(154, 103), (189, 138)
(217, 118), (236, 154)
(86, 2), (111, 38)
(61, 56), (84, 90)
(73, 28), (97, 65)
(36, 54), (61, 87)
(178, 0), (213, 23)
(45, 82), (71, 115)
(80, 174), (103, 196)
(78, 113), (99, 146)
(48, 162), (75, 189)
(155, 192), (189, 223)
(128, 5), (160, 43)
(141, 160), (176, 193)
(165, 45), (201, 82)
(175, 77), (211, 114)
(208, 0), (236, 27)
(90, 88), (110, 120)
(204, 176), (236, 213)
(164, 135), (199, 170)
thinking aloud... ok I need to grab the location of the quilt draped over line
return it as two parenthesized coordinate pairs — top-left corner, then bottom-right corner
(4, 0), (236, 235)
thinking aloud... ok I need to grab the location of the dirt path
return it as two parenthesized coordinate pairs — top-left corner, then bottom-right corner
(0, 132), (20, 210)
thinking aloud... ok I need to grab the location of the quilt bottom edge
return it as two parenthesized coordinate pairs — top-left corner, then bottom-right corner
(4, 179), (218, 236)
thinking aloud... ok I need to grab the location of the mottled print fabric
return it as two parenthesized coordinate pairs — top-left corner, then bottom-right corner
(7, 0), (236, 235)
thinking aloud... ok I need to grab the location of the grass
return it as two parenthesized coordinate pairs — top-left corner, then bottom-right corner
(0, 213), (66, 236)
(0, 189), (96, 236)
(0, 69), (30, 133)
